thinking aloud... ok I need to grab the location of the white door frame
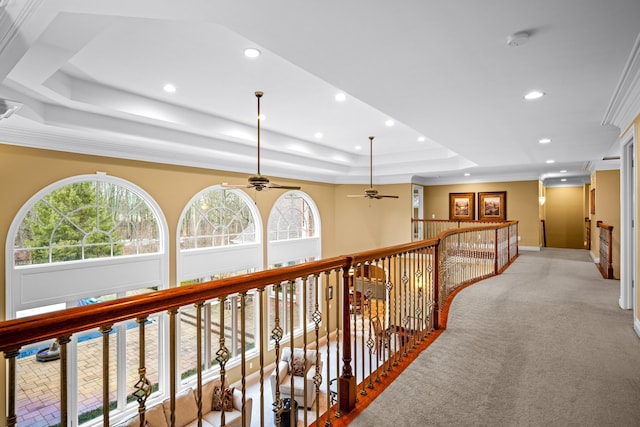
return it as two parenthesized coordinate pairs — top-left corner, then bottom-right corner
(620, 125), (636, 321)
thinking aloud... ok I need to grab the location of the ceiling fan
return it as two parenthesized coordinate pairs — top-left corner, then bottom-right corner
(223, 91), (300, 192)
(348, 136), (398, 199)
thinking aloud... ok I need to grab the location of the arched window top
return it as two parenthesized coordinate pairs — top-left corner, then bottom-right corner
(179, 187), (259, 250)
(268, 191), (319, 242)
(13, 174), (163, 266)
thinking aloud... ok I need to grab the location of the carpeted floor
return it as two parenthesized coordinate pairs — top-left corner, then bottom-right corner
(350, 248), (640, 427)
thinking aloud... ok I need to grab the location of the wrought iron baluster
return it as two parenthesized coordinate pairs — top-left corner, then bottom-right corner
(133, 316), (152, 426)
(195, 302), (204, 426)
(258, 287), (266, 427)
(239, 292), (247, 427)
(216, 297), (230, 427)
(100, 325), (113, 427)
(4, 348), (19, 427)
(271, 284), (284, 425)
(59, 336), (71, 426)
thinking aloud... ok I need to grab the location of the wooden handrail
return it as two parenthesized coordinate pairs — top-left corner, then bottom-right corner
(0, 256), (345, 352)
(596, 221), (614, 231)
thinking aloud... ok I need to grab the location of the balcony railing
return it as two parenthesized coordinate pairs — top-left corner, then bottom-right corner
(596, 221), (614, 279)
(411, 218), (512, 241)
(1, 221), (518, 427)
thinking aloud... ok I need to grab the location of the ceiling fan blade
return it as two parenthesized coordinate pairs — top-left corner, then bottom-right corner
(268, 183), (301, 190)
(221, 182), (250, 189)
(347, 194), (367, 198)
(377, 194), (399, 199)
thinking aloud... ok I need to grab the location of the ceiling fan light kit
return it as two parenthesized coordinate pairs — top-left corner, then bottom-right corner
(222, 91), (301, 192)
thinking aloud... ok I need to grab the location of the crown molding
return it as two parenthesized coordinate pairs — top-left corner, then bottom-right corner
(0, 0), (44, 56)
(603, 32), (640, 131)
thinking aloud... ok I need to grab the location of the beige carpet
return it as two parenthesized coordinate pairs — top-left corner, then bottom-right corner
(350, 248), (640, 427)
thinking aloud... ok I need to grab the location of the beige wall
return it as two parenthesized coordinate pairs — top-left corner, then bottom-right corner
(545, 187), (584, 249)
(589, 170), (621, 277)
(333, 183), (413, 254)
(422, 180), (541, 247)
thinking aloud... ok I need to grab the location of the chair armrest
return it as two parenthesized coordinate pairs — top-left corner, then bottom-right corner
(232, 388), (253, 411)
(269, 360), (290, 389)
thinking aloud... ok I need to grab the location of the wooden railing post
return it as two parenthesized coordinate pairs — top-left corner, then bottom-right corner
(339, 260), (357, 412)
(432, 245), (440, 330)
(494, 229), (499, 275)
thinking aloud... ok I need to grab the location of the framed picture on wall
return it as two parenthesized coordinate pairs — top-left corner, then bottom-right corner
(478, 191), (507, 221)
(590, 188), (595, 214)
(449, 192), (475, 220)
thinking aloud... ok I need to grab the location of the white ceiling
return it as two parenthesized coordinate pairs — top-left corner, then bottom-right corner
(1, 0), (639, 187)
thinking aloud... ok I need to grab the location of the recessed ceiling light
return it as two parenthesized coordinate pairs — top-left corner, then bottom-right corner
(560, 170), (567, 173)
(385, 119), (395, 127)
(355, 145), (362, 150)
(417, 136), (426, 142)
(524, 91), (545, 100)
(539, 138), (552, 144)
(546, 159), (555, 164)
(258, 114), (266, 121)
(561, 178), (567, 182)
(163, 83), (176, 93)
(464, 173), (470, 176)
(335, 93), (346, 102)
(314, 132), (323, 139)
(244, 48), (261, 58)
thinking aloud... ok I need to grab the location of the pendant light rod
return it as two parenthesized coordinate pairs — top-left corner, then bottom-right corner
(369, 136), (374, 188)
(255, 91), (263, 176)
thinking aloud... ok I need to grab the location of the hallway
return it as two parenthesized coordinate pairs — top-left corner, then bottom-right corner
(350, 248), (640, 427)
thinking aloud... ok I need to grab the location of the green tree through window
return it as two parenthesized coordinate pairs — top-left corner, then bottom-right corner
(15, 180), (160, 265)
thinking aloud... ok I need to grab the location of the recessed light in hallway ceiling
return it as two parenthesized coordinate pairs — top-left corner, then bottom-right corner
(524, 91), (545, 100)
(243, 48), (261, 58)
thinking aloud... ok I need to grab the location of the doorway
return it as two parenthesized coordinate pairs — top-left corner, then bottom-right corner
(620, 126), (636, 318)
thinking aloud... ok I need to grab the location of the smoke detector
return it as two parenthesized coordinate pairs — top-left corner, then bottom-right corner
(507, 31), (529, 47)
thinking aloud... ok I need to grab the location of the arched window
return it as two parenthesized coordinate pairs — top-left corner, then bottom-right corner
(177, 187), (262, 380)
(267, 191), (321, 343)
(6, 173), (168, 426)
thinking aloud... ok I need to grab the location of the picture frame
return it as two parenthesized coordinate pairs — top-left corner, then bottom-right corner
(590, 188), (595, 215)
(478, 191), (507, 221)
(449, 192), (475, 220)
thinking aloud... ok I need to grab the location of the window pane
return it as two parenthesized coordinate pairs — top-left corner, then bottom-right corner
(180, 189), (256, 250)
(14, 179), (160, 265)
(16, 341), (61, 425)
(268, 192), (315, 242)
(76, 327), (117, 424)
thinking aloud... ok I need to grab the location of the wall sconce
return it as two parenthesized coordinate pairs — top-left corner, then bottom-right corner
(539, 196), (546, 206)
